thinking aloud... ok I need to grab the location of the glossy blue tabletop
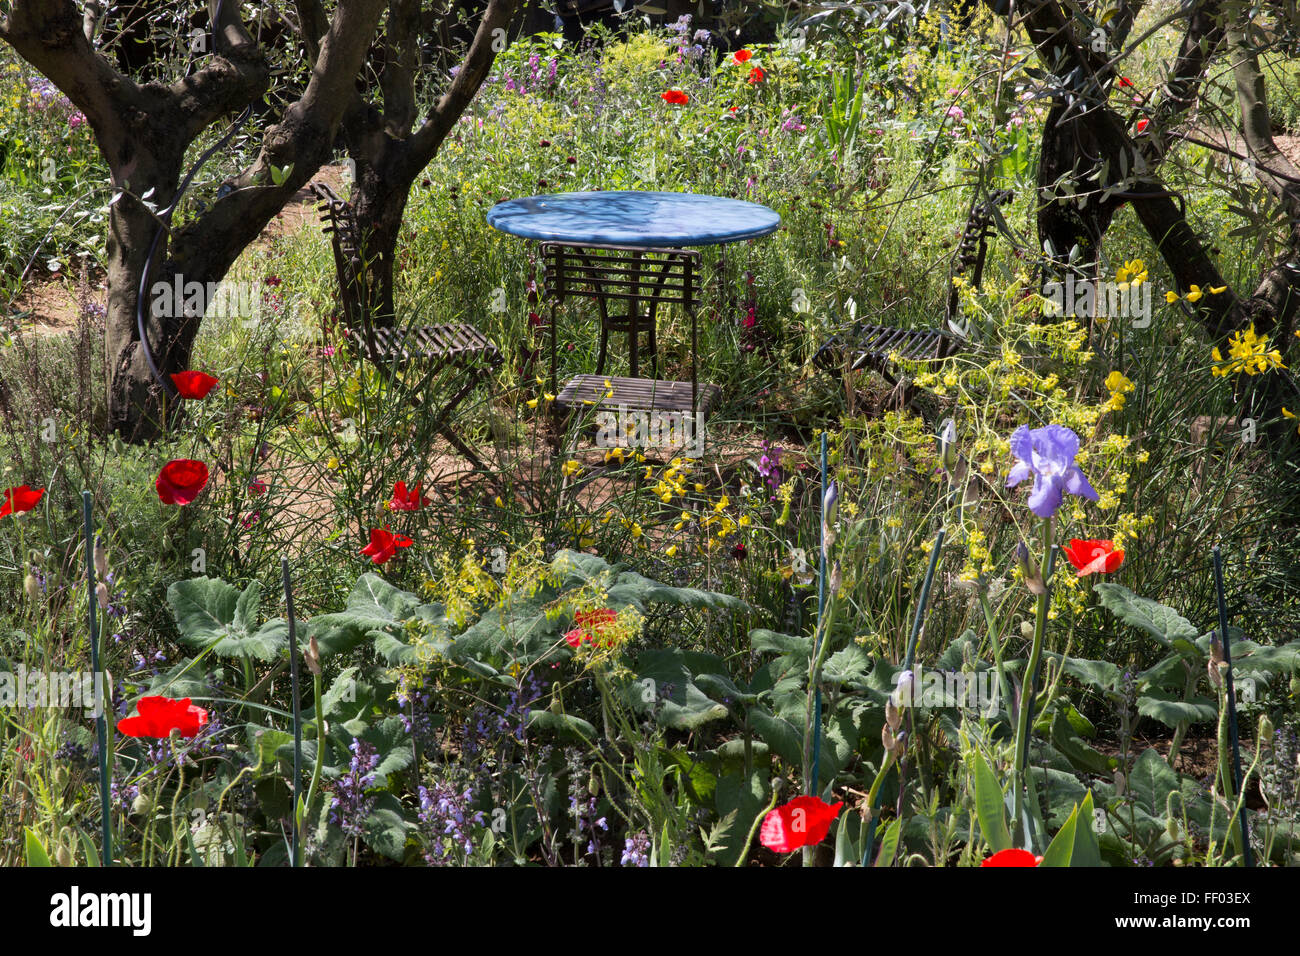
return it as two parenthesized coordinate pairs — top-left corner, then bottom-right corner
(486, 191), (781, 247)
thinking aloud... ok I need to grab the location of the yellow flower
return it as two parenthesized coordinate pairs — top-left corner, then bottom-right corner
(561, 460), (582, 478)
(1211, 324), (1287, 377)
(666, 545), (678, 557)
(1165, 291), (1180, 304)
(526, 398), (539, 409)
(1104, 370), (1135, 394)
(604, 447), (625, 464)
(494, 496), (505, 507)
(1186, 285), (1203, 303)
(1116, 259), (1148, 287)
(630, 522), (643, 538)
(1209, 286), (1226, 295)
(1284, 407), (1299, 435)
(694, 483), (705, 493)
(326, 456), (340, 470)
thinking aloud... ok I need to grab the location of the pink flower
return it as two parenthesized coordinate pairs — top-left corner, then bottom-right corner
(946, 105), (965, 122)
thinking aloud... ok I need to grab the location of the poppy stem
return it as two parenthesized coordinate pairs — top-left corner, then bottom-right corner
(82, 491), (112, 866)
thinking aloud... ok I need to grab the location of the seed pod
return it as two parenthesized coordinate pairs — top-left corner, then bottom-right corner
(96, 582), (110, 610)
(829, 561), (843, 594)
(94, 536), (108, 579)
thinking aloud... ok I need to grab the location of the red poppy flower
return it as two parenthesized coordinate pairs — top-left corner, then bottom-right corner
(249, 480), (268, 496)
(733, 50), (753, 64)
(170, 370), (220, 400)
(747, 66), (765, 84)
(389, 480), (430, 511)
(0, 484), (45, 518)
(360, 526), (413, 565)
(1136, 118), (1149, 133)
(661, 90), (689, 105)
(759, 795), (843, 853)
(728, 105), (739, 113)
(155, 459), (209, 506)
(117, 695), (209, 738)
(1118, 76), (1133, 88)
(981, 848), (1042, 866)
(566, 608), (617, 648)
(1064, 538), (1125, 577)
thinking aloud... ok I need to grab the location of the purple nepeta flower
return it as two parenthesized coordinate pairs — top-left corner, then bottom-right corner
(329, 739), (381, 838)
(1005, 424), (1098, 518)
(622, 830), (651, 866)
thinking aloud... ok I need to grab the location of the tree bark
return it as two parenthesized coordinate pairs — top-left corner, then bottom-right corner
(1, 0), (389, 440)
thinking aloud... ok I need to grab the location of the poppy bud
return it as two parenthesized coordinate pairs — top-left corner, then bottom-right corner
(54, 844), (73, 867)
(588, 768), (601, 797)
(1166, 817), (1180, 842)
(132, 792), (153, 816)
(94, 536), (108, 579)
(1020, 619), (1035, 640)
(829, 561), (842, 594)
(1258, 714), (1274, 747)
(24, 572), (40, 604)
(96, 582), (110, 610)
(1114, 769), (1126, 797)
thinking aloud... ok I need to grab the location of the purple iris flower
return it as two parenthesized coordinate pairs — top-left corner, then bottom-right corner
(1005, 424), (1098, 518)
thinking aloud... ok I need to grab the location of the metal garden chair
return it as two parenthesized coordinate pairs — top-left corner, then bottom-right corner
(312, 182), (501, 473)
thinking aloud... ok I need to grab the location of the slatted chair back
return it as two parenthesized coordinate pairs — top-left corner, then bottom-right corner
(312, 182), (381, 360)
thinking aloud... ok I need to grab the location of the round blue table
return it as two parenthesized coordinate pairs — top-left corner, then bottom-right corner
(485, 190), (781, 246)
